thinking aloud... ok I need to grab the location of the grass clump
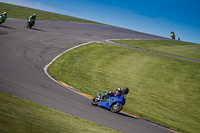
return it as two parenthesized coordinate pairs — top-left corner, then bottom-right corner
(0, 91), (119, 133)
(48, 42), (200, 133)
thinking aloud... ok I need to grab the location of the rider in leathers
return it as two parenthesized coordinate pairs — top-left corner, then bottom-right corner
(102, 87), (129, 101)
(1, 12), (7, 23)
(29, 14), (36, 25)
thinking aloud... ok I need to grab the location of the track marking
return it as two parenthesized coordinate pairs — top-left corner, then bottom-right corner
(58, 81), (73, 88)
(120, 110), (141, 118)
(77, 92), (94, 99)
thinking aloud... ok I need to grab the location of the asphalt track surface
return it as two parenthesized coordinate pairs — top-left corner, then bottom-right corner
(0, 19), (174, 133)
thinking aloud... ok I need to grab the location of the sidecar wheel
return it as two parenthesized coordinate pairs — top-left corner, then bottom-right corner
(110, 102), (123, 113)
(91, 96), (100, 106)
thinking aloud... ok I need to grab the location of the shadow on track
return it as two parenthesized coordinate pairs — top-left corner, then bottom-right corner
(31, 28), (45, 32)
(97, 105), (138, 119)
(118, 112), (139, 119)
(0, 31), (7, 35)
(0, 25), (16, 30)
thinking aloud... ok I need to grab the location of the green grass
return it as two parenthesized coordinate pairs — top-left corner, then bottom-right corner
(0, 91), (119, 133)
(48, 42), (200, 133)
(112, 40), (200, 60)
(0, 2), (104, 25)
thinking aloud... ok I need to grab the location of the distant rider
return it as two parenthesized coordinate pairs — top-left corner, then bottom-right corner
(1, 12), (7, 23)
(29, 14), (36, 25)
(170, 31), (175, 40)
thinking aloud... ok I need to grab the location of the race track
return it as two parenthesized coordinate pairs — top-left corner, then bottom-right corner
(0, 19), (173, 133)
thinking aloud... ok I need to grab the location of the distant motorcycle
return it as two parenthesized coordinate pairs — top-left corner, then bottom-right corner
(27, 18), (34, 28)
(0, 15), (6, 24)
(91, 91), (127, 113)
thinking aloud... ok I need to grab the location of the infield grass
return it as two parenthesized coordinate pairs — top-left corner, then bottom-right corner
(0, 2), (103, 25)
(0, 91), (119, 133)
(48, 42), (200, 133)
(112, 40), (200, 60)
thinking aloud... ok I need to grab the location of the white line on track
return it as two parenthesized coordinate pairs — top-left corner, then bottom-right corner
(44, 41), (99, 98)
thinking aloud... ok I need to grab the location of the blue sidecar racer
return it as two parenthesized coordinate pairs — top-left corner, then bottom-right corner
(91, 87), (129, 113)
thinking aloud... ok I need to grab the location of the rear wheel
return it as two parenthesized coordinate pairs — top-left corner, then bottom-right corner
(110, 102), (123, 113)
(91, 96), (100, 106)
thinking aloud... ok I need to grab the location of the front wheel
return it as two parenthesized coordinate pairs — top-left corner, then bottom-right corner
(110, 102), (123, 113)
(91, 96), (100, 106)
(27, 23), (31, 28)
(27, 22), (33, 28)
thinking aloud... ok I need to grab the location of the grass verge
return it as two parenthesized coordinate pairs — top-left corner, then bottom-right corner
(112, 40), (200, 60)
(48, 42), (200, 133)
(0, 2), (104, 25)
(0, 91), (119, 133)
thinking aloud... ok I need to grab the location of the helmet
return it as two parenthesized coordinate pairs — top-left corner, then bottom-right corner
(32, 14), (36, 19)
(123, 87), (129, 94)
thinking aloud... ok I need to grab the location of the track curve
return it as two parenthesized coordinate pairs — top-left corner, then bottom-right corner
(0, 19), (173, 133)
